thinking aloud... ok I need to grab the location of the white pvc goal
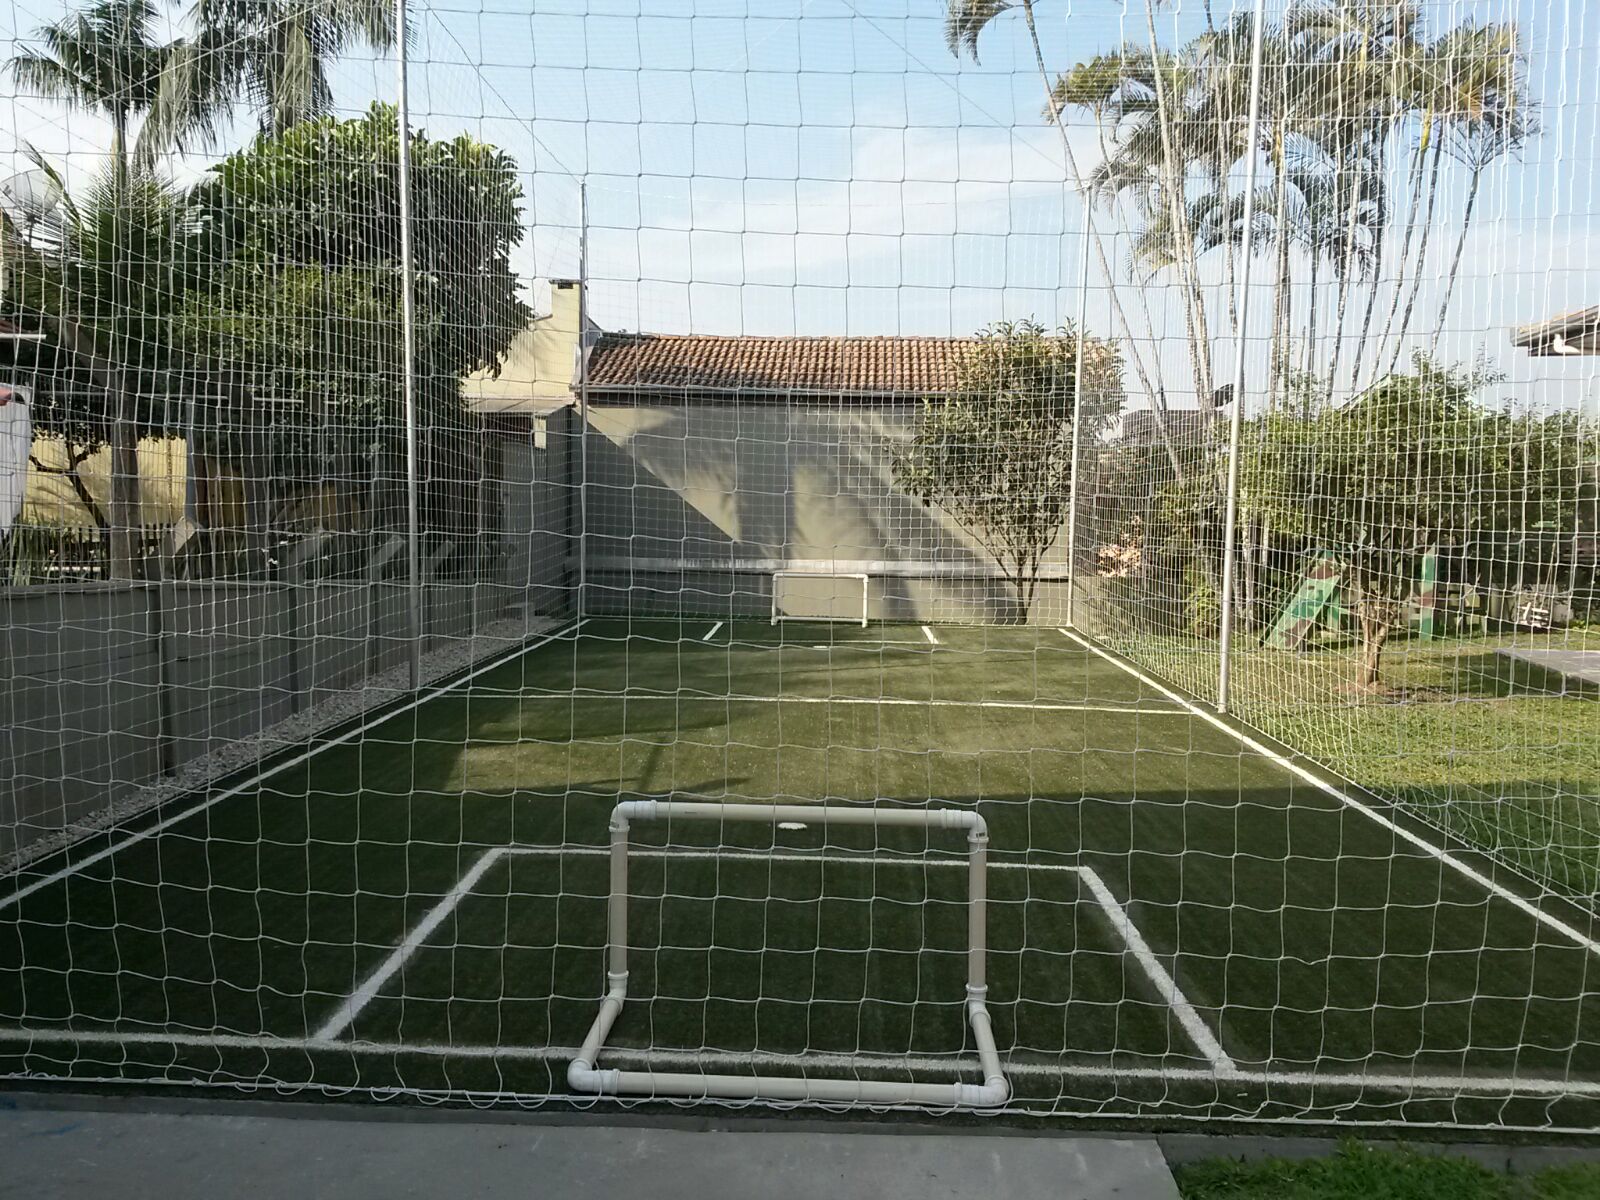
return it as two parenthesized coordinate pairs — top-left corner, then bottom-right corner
(769, 570), (871, 627)
(567, 800), (1009, 1108)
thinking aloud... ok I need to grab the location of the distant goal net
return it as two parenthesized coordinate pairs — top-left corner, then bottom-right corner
(770, 570), (871, 627)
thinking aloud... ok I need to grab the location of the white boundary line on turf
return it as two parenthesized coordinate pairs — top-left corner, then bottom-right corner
(2, 1025), (1596, 1098)
(702, 622), (724, 641)
(1056, 627), (1600, 960)
(308, 843), (1232, 1073)
(921, 625), (939, 645)
(1074, 866), (1236, 1075)
(495, 692), (1187, 717)
(313, 848), (504, 1040)
(0, 621), (585, 916)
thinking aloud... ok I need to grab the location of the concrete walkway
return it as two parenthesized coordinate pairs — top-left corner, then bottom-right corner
(0, 1099), (1181, 1199)
(1497, 646), (1600, 688)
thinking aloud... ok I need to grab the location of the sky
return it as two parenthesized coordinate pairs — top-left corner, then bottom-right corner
(2, 0), (1599, 413)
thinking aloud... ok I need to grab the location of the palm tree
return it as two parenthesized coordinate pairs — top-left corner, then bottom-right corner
(6, 0), (195, 576)
(146, 0), (399, 151)
(7, 0), (178, 184)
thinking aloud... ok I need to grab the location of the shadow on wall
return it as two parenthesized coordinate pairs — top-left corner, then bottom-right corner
(582, 400), (1035, 623)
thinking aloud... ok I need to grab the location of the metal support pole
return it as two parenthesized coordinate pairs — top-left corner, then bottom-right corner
(1064, 203), (1094, 630)
(395, 0), (422, 690)
(576, 180), (591, 619)
(1216, 0), (1270, 715)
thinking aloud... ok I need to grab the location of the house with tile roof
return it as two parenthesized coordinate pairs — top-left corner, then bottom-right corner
(570, 317), (1119, 624)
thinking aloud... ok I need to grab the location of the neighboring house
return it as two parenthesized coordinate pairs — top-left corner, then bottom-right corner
(458, 278), (598, 603)
(577, 323), (1070, 623)
(1512, 306), (1600, 356)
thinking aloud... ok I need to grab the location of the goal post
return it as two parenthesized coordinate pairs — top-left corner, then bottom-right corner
(770, 570), (871, 627)
(567, 800), (1010, 1108)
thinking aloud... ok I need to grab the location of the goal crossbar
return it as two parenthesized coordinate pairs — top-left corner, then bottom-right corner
(770, 570), (870, 627)
(566, 800), (1010, 1108)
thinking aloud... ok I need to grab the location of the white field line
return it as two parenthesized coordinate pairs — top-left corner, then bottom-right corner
(499, 692), (1186, 717)
(1, 1025), (1596, 1098)
(313, 848), (506, 1041)
(307, 842), (1226, 1071)
(702, 622), (724, 642)
(0, 623), (584, 916)
(1057, 628), (1600, 961)
(921, 625), (939, 645)
(1075, 867), (1236, 1076)
(803, 642), (925, 651)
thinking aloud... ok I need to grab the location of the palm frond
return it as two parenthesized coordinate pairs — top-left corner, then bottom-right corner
(944, 0), (1011, 63)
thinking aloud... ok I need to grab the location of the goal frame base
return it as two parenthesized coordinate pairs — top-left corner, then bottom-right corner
(567, 800), (1010, 1109)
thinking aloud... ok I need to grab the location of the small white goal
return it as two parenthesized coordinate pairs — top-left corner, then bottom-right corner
(769, 570), (870, 627)
(567, 800), (1010, 1108)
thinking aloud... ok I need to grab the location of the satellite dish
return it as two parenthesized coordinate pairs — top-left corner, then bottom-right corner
(0, 383), (33, 539)
(0, 169), (64, 243)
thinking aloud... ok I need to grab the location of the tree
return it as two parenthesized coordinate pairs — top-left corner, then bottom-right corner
(0, 155), (197, 571)
(5, 0), (202, 575)
(177, 105), (530, 559)
(146, 0), (399, 153)
(893, 319), (1121, 620)
(1241, 356), (1508, 689)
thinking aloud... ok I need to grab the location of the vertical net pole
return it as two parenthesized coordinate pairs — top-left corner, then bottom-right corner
(395, 0), (423, 688)
(1064, 202), (1093, 630)
(576, 179), (590, 619)
(1216, 0), (1270, 715)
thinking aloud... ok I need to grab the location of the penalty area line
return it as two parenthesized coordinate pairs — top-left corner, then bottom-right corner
(303, 842), (1230, 1073)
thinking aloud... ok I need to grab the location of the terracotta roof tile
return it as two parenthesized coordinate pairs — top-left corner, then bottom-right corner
(585, 333), (986, 396)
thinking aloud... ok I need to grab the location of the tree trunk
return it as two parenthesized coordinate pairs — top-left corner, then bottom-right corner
(1357, 616), (1390, 689)
(1430, 164), (1485, 342)
(1384, 134), (1446, 377)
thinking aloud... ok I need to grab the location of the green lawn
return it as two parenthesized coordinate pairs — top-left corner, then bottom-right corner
(1176, 1143), (1600, 1200)
(1, 618), (1598, 1127)
(1096, 625), (1600, 901)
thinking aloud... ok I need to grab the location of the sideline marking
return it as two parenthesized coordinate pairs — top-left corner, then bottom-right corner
(1057, 627), (1600, 960)
(921, 625), (939, 645)
(310, 843), (1231, 1072)
(505, 691), (1185, 716)
(702, 622), (724, 641)
(0, 622), (583, 915)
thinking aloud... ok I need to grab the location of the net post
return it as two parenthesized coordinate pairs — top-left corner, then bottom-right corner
(393, 0), (422, 691)
(1064, 205), (1093, 631)
(1215, 0), (1270, 715)
(576, 179), (591, 620)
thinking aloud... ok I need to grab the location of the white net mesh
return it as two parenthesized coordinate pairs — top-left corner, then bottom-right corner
(1, 0), (1597, 1132)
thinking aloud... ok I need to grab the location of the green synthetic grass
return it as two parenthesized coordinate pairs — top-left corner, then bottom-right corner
(1, 618), (1598, 1125)
(1175, 1142), (1600, 1200)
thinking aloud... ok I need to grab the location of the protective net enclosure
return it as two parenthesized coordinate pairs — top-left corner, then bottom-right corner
(1, 0), (1598, 1134)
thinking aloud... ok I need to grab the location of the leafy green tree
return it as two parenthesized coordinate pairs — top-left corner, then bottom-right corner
(177, 104), (530, 554)
(1241, 356), (1513, 689)
(893, 319), (1121, 620)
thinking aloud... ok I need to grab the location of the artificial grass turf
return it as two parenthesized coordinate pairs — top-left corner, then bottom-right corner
(1174, 1143), (1600, 1199)
(1, 619), (1598, 1125)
